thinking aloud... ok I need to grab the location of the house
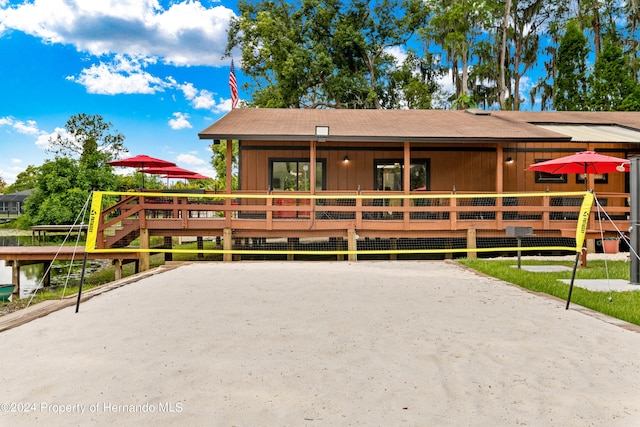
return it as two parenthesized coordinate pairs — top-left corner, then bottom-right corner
(84, 109), (640, 266)
(198, 109), (640, 195)
(0, 189), (32, 217)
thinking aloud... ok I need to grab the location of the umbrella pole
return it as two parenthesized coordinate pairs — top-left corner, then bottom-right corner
(565, 252), (581, 309)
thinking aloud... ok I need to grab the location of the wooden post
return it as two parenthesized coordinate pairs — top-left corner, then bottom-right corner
(223, 228), (233, 262)
(310, 140), (316, 195)
(113, 259), (123, 280)
(287, 238), (295, 261)
(348, 229), (358, 262)
(334, 237), (344, 261)
(43, 261), (51, 286)
(390, 238), (397, 260)
(10, 260), (20, 296)
(496, 143), (504, 193)
(467, 228), (477, 259)
(139, 228), (150, 271)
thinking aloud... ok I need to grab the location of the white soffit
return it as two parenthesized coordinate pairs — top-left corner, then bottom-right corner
(536, 124), (640, 142)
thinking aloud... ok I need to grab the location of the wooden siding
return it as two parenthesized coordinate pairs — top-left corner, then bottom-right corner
(239, 140), (633, 194)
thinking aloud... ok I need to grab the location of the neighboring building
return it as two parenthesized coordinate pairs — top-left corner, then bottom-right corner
(198, 109), (640, 195)
(0, 189), (32, 216)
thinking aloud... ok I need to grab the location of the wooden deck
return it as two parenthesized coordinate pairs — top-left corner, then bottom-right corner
(90, 190), (627, 262)
(0, 246), (140, 295)
(30, 224), (88, 245)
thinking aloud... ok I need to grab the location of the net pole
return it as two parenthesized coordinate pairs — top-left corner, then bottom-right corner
(566, 191), (594, 310)
(75, 252), (89, 313)
(565, 252), (581, 310)
(630, 157), (640, 284)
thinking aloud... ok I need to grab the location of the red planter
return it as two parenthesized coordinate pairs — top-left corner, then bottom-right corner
(602, 239), (619, 253)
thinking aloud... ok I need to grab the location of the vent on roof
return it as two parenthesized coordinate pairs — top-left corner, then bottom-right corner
(465, 108), (491, 116)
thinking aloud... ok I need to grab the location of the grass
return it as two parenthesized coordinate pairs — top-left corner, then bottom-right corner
(457, 258), (640, 326)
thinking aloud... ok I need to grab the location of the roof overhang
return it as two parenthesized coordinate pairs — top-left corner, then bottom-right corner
(198, 109), (640, 144)
(534, 123), (640, 143)
(200, 134), (570, 144)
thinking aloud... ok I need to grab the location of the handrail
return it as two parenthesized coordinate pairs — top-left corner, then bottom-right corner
(94, 191), (629, 247)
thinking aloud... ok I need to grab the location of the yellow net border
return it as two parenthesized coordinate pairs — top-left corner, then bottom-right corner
(86, 190), (594, 257)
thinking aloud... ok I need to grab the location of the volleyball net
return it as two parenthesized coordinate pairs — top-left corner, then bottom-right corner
(85, 190), (596, 259)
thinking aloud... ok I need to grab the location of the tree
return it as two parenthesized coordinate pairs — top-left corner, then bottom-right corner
(210, 140), (238, 191)
(384, 50), (444, 109)
(504, 0), (558, 110)
(227, 0), (429, 109)
(0, 176), (6, 194)
(589, 38), (639, 110)
(425, 0), (497, 107)
(22, 158), (87, 225)
(20, 114), (126, 225)
(530, 20), (563, 110)
(47, 113), (127, 169)
(554, 21), (589, 111)
(498, 0), (512, 109)
(5, 165), (40, 193)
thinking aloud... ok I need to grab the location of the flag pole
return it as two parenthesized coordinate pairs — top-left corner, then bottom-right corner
(229, 60), (239, 109)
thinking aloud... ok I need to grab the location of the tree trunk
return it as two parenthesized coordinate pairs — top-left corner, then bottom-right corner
(498, 0), (512, 110)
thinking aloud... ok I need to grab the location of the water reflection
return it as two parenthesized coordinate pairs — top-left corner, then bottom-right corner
(0, 235), (31, 246)
(0, 263), (44, 298)
(0, 234), (107, 300)
(0, 235), (45, 298)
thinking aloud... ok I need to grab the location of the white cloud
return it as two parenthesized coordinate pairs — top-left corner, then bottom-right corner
(0, 165), (24, 185)
(168, 112), (192, 130)
(177, 153), (205, 165)
(177, 81), (232, 113)
(0, 0), (236, 67)
(35, 126), (71, 150)
(11, 158), (21, 164)
(385, 45), (408, 65)
(0, 116), (41, 135)
(67, 54), (168, 95)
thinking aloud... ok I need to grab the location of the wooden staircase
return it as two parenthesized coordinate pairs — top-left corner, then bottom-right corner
(105, 218), (141, 248)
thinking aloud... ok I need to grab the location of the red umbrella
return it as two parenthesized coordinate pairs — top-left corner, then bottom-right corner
(163, 173), (210, 180)
(526, 151), (629, 189)
(141, 166), (198, 176)
(106, 154), (176, 169)
(106, 155), (176, 187)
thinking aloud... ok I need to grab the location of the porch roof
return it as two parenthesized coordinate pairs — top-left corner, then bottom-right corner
(198, 109), (640, 144)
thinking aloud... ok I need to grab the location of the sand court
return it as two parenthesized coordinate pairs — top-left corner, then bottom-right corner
(1, 261), (640, 426)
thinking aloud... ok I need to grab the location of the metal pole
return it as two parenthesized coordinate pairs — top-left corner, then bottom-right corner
(75, 252), (89, 313)
(630, 157), (640, 284)
(566, 252), (581, 310)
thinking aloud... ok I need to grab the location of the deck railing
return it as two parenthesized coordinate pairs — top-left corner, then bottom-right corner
(93, 190), (627, 250)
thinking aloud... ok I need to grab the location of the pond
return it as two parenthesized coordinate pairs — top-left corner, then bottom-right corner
(0, 233), (105, 299)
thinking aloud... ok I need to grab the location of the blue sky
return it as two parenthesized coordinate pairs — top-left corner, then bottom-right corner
(0, 0), (546, 186)
(0, 0), (240, 184)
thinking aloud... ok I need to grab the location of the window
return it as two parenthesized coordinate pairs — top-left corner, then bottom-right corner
(375, 160), (430, 191)
(270, 159), (325, 191)
(576, 173), (608, 184)
(534, 159), (567, 183)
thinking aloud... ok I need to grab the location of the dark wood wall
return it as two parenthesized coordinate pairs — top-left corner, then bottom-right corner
(238, 140), (632, 193)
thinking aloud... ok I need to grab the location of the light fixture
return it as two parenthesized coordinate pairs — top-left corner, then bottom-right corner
(505, 157), (514, 164)
(616, 163), (627, 172)
(343, 155), (350, 163)
(315, 126), (329, 142)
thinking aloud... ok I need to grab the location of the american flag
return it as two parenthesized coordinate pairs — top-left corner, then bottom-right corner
(229, 59), (239, 109)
